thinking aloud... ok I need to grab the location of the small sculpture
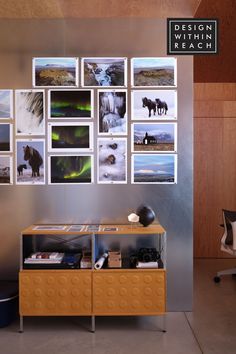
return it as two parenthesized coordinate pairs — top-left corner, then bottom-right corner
(136, 205), (155, 227)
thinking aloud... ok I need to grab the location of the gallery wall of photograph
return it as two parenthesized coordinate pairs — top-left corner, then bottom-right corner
(0, 56), (178, 186)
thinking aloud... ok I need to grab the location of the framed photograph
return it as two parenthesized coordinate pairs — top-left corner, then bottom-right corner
(81, 57), (127, 87)
(131, 57), (177, 87)
(48, 122), (93, 152)
(98, 89), (127, 135)
(131, 123), (177, 153)
(98, 138), (127, 184)
(0, 156), (13, 185)
(48, 89), (94, 119)
(33, 57), (78, 87)
(15, 90), (45, 135)
(131, 90), (177, 120)
(48, 155), (93, 184)
(0, 90), (13, 119)
(16, 139), (45, 185)
(0, 123), (12, 152)
(131, 154), (177, 184)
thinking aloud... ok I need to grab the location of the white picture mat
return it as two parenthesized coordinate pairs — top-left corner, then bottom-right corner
(131, 122), (177, 153)
(0, 122), (13, 153)
(0, 156), (13, 185)
(0, 90), (13, 119)
(33, 225), (67, 231)
(131, 57), (177, 88)
(97, 137), (127, 184)
(15, 89), (45, 136)
(97, 89), (128, 136)
(32, 57), (79, 88)
(48, 89), (94, 119)
(16, 139), (45, 185)
(131, 153), (177, 184)
(48, 154), (94, 185)
(81, 57), (127, 88)
(131, 89), (177, 120)
(48, 122), (94, 152)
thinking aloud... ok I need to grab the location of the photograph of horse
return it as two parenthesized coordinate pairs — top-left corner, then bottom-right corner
(131, 90), (177, 120)
(16, 140), (45, 184)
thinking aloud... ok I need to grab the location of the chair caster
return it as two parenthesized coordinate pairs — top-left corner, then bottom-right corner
(162, 330), (167, 333)
(213, 276), (221, 283)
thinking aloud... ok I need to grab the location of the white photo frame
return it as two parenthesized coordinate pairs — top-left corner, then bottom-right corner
(15, 89), (45, 136)
(0, 90), (13, 119)
(131, 57), (177, 88)
(131, 123), (177, 153)
(81, 57), (127, 87)
(32, 57), (79, 87)
(131, 90), (177, 120)
(131, 153), (177, 184)
(0, 156), (13, 185)
(48, 89), (94, 119)
(48, 122), (94, 152)
(97, 137), (127, 184)
(16, 139), (45, 185)
(48, 155), (94, 185)
(0, 123), (13, 153)
(97, 89), (128, 136)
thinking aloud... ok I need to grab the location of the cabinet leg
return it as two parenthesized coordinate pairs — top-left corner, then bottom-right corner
(19, 316), (24, 333)
(91, 316), (95, 333)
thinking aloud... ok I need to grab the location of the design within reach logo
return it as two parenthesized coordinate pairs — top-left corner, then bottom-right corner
(167, 19), (218, 55)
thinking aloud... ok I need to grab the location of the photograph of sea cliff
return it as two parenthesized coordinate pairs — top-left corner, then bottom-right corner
(49, 90), (93, 118)
(0, 123), (12, 152)
(131, 57), (177, 87)
(33, 57), (78, 87)
(0, 156), (12, 184)
(132, 154), (177, 184)
(0, 90), (12, 119)
(82, 58), (127, 87)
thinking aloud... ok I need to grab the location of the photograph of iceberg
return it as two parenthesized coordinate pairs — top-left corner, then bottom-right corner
(132, 154), (177, 184)
(0, 123), (12, 152)
(0, 156), (12, 184)
(33, 57), (78, 87)
(131, 57), (177, 87)
(0, 90), (13, 119)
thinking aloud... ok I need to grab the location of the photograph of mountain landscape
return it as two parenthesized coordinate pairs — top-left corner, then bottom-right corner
(33, 57), (78, 87)
(0, 90), (13, 119)
(131, 90), (177, 120)
(98, 138), (127, 183)
(82, 57), (127, 87)
(48, 123), (93, 152)
(132, 154), (177, 184)
(48, 89), (93, 118)
(0, 123), (12, 152)
(132, 123), (177, 152)
(15, 90), (45, 135)
(49, 155), (93, 184)
(131, 57), (177, 87)
(0, 156), (12, 184)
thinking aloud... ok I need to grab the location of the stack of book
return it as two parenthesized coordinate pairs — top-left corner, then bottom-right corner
(24, 252), (64, 264)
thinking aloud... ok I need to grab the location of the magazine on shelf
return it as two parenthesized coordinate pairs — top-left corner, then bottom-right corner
(24, 252), (64, 264)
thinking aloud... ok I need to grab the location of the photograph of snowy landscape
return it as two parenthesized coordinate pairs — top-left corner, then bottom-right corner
(0, 90), (13, 119)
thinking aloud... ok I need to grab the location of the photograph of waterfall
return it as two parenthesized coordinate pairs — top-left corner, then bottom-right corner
(33, 57), (78, 87)
(132, 123), (177, 152)
(131, 57), (177, 87)
(0, 90), (13, 119)
(0, 123), (12, 152)
(98, 89), (127, 135)
(82, 57), (127, 87)
(98, 138), (127, 184)
(48, 122), (93, 152)
(48, 89), (94, 119)
(16, 139), (45, 185)
(132, 154), (177, 184)
(131, 90), (177, 120)
(0, 156), (12, 185)
(48, 155), (93, 184)
(15, 90), (45, 135)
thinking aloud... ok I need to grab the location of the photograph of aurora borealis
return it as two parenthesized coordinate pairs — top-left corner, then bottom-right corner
(49, 155), (93, 184)
(49, 90), (93, 118)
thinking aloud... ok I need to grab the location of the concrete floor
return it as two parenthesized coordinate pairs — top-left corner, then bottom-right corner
(0, 259), (236, 354)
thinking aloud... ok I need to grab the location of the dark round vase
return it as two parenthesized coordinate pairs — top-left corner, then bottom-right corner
(136, 205), (155, 227)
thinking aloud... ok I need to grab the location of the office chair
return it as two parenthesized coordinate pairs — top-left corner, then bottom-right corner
(214, 209), (236, 283)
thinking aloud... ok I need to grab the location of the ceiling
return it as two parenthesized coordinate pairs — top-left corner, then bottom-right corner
(0, 0), (201, 18)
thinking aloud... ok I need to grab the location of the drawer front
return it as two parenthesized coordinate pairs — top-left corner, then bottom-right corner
(20, 271), (92, 316)
(93, 270), (166, 315)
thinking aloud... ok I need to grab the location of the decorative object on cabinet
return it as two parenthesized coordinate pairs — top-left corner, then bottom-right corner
(136, 205), (156, 227)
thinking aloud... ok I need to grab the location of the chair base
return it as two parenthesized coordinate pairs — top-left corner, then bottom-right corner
(213, 267), (236, 283)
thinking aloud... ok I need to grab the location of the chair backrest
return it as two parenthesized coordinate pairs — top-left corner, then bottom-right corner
(221, 209), (236, 254)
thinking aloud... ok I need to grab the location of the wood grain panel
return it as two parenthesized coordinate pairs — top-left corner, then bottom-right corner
(194, 101), (236, 118)
(194, 84), (236, 101)
(0, 0), (201, 18)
